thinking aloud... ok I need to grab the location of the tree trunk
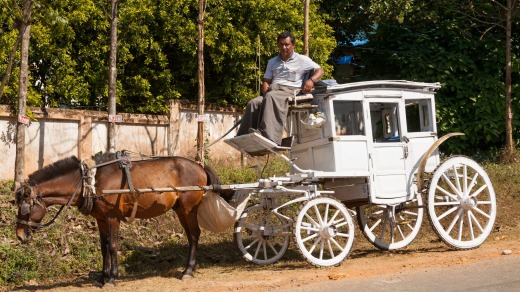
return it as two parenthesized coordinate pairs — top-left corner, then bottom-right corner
(304, 0), (310, 56)
(107, 0), (118, 152)
(14, 0), (34, 190)
(196, 0), (205, 164)
(505, 0), (513, 155)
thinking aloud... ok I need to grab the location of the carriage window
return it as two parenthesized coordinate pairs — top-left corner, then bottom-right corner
(405, 99), (433, 132)
(333, 101), (365, 136)
(370, 102), (401, 142)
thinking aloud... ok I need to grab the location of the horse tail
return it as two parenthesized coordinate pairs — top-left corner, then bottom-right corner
(203, 165), (234, 201)
(203, 165), (221, 185)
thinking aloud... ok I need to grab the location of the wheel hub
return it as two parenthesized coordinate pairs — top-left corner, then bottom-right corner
(319, 225), (337, 239)
(460, 196), (477, 210)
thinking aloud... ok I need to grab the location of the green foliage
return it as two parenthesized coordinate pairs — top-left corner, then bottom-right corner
(1, 0), (335, 113)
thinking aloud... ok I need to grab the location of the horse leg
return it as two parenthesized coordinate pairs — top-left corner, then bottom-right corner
(174, 205), (201, 279)
(96, 218), (120, 286)
(96, 219), (111, 285)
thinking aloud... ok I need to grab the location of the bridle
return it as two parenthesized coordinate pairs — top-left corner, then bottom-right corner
(16, 175), (83, 230)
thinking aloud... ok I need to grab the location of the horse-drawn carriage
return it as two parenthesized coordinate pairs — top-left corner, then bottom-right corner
(224, 80), (497, 266)
(15, 80), (497, 286)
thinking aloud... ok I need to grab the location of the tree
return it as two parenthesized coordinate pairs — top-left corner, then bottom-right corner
(108, 0), (118, 152)
(14, 0), (34, 189)
(460, 0), (520, 157)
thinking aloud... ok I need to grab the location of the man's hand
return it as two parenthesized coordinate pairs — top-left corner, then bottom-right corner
(302, 79), (314, 93)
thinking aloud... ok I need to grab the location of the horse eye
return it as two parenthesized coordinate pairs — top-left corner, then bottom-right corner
(20, 203), (31, 215)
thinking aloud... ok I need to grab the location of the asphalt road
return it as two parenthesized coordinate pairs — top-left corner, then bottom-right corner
(280, 255), (520, 292)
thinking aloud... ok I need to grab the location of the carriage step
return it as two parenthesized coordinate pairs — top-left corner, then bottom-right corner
(225, 132), (291, 156)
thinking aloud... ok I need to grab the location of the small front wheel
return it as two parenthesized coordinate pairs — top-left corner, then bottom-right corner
(294, 197), (355, 267)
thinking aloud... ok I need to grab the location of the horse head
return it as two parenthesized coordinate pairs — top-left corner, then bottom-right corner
(15, 183), (48, 243)
(15, 156), (84, 243)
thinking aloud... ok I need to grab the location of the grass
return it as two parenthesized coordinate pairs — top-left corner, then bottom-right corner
(0, 156), (519, 289)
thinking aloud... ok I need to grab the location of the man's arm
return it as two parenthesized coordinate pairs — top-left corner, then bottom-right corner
(261, 78), (272, 95)
(302, 67), (324, 93)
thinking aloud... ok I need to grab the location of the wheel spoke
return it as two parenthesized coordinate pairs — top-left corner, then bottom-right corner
(299, 224), (320, 232)
(253, 240), (262, 259)
(441, 173), (462, 198)
(433, 201), (460, 206)
(437, 206), (458, 221)
(446, 208), (463, 234)
(369, 218), (382, 232)
(245, 238), (260, 250)
(335, 232), (351, 238)
(330, 237), (345, 251)
(329, 209), (340, 224)
(467, 211), (475, 240)
(313, 205), (325, 226)
(469, 184), (488, 199)
(309, 237), (322, 254)
(472, 205), (492, 219)
(324, 204), (330, 224)
(467, 172), (480, 195)
(319, 240), (325, 260)
(436, 181), (459, 201)
(452, 164), (462, 194)
(304, 212), (320, 228)
(327, 240), (335, 258)
(301, 232), (319, 243)
(396, 224), (406, 240)
(468, 210), (484, 233)
(463, 164), (468, 195)
(367, 209), (384, 219)
(457, 211), (465, 241)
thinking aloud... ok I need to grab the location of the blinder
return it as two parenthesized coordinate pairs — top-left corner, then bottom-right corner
(15, 183), (45, 228)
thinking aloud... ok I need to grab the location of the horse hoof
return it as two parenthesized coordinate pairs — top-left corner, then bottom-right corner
(181, 274), (193, 281)
(102, 282), (116, 288)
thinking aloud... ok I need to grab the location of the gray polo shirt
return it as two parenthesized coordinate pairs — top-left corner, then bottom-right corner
(264, 52), (321, 88)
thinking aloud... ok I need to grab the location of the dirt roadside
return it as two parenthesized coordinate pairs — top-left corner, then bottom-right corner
(10, 229), (518, 292)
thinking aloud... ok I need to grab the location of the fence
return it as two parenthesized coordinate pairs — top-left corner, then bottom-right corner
(0, 100), (243, 180)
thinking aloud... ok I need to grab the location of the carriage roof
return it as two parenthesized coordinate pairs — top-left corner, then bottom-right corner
(315, 80), (441, 94)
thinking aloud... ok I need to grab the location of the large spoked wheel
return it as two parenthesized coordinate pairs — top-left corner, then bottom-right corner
(427, 156), (496, 249)
(357, 195), (424, 250)
(234, 204), (291, 265)
(294, 197), (355, 267)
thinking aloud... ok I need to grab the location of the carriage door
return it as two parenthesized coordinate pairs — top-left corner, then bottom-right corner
(366, 98), (409, 203)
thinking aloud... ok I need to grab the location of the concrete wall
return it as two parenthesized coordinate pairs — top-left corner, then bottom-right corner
(0, 100), (242, 180)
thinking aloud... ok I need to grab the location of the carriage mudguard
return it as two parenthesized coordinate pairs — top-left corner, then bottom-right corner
(415, 132), (465, 192)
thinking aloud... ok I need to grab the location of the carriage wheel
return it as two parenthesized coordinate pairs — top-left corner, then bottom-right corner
(357, 195), (423, 250)
(427, 156), (496, 249)
(234, 204), (291, 265)
(294, 196), (354, 267)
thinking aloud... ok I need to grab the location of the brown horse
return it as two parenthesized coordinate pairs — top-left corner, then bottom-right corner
(15, 152), (222, 286)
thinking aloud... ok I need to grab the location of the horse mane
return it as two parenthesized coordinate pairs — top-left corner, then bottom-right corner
(92, 152), (117, 164)
(28, 156), (81, 184)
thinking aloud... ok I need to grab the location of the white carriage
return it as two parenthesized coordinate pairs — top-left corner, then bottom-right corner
(224, 80), (497, 266)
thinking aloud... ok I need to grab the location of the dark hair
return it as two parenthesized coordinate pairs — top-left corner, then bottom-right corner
(277, 31), (295, 45)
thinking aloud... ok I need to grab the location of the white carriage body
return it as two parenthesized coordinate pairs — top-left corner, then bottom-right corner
(289, 80), (441, 204)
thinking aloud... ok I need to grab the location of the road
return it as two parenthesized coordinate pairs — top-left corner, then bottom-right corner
(280, 255), (520, 292)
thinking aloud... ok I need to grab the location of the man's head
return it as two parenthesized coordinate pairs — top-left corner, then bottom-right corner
(277, 31), (295, 61)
